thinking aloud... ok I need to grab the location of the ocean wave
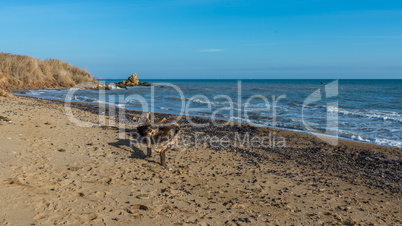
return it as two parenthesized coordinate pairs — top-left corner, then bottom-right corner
(167, 96), (187, 101)
(335, 108), (402, 123)
(189, 98), (211, 105)
(107, 84), (124, 90)
(27, 90), (46, 95)
(73, 96), (98, 102)
(159, 107), (172, 111)
(374, 138), (402, 148)
(351, 135), (371, 143)
(127, 99), (147, 105)
(14, 80), (402, 149)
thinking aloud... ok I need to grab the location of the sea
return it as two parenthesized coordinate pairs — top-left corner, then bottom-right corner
(15, 79), (402, 148)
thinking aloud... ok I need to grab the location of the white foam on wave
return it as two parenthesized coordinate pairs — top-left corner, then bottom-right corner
(27, 90), (44, 95)
(74, 96), (98, 102)
(374, 138), (402, 148)
(331, 107), (402, 123)
(190, 98), (211, 105)
(351, 135), (371, 143)
(160, 107), (171, 111)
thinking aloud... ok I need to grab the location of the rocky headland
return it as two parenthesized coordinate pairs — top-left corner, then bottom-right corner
(0, 52), (98, 96)
(115, 73), (152, 89)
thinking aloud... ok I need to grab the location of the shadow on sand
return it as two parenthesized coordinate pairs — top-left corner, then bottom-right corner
(106, 126), (159, 165)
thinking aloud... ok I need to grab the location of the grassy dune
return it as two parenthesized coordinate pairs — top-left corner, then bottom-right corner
(0, 52), (98, 94)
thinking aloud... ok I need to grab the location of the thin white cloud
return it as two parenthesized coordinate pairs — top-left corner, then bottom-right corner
(200, 49), (225, 52)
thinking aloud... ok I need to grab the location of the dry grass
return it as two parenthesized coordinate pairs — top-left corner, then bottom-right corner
(0, 52), (98, 91)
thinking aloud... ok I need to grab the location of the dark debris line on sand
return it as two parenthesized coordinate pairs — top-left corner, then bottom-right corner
(23, 96), (402, 194)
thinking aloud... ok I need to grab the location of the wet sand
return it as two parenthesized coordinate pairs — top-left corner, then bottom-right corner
(0, 96), (401, 225)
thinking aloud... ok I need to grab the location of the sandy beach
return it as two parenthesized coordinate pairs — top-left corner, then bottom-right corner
(0, 96), (401, 225)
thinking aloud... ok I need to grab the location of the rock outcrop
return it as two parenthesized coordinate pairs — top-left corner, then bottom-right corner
(115, 73), (152, 88)
(127, 73), (140, 86)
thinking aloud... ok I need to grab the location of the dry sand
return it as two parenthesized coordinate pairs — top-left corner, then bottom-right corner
(0, 96), (401, 225)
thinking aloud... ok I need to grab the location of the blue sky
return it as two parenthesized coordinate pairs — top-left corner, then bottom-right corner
(1, 0), (402, 79)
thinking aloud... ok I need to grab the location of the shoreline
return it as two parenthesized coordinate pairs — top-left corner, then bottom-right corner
(14, 92), (402, 149)
(1, 95), (401, 224)
(11, 97), (402, 192)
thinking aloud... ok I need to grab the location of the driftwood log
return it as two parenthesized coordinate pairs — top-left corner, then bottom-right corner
(135, 113), (180, 166)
